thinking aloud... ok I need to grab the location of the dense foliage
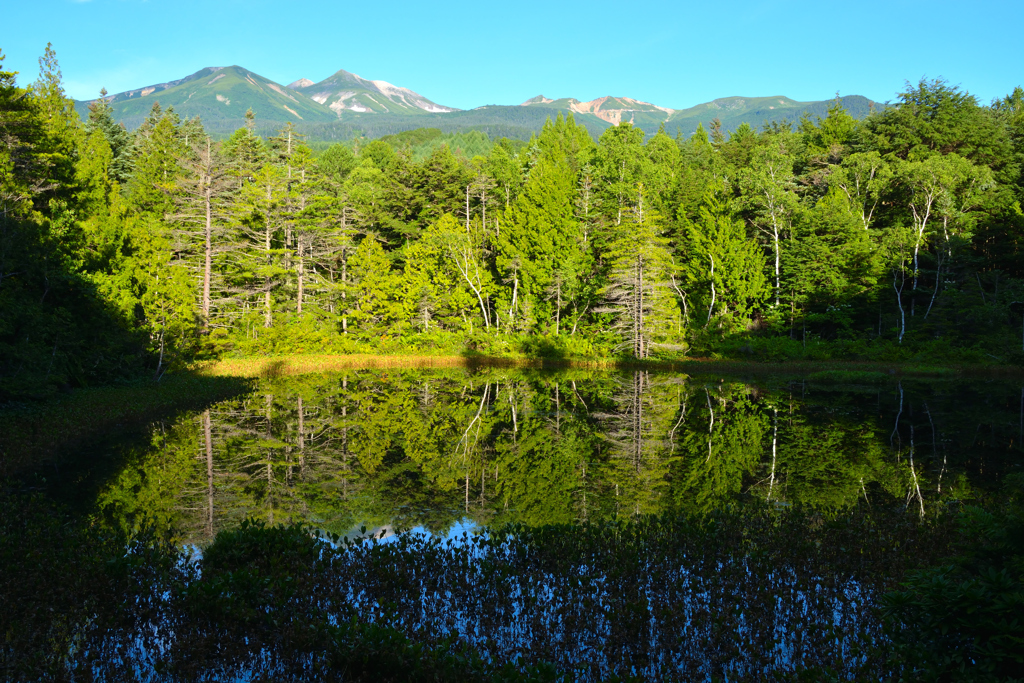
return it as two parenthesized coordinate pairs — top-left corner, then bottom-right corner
(4, 45), (1024, 400)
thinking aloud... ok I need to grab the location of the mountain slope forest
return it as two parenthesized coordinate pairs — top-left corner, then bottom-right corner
(4, 44), (1024, 400)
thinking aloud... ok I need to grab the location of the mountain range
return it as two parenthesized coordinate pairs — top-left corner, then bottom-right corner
(73, 66), (878, 142)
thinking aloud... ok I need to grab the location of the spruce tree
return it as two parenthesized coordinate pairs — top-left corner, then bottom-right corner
(85, 89), (133, 183)
(680, 191), (767, 329)
(496, 155), (581, 332)
(601, 184), (678, 358)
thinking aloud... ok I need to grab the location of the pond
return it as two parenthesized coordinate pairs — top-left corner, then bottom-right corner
(38, 368), (1020, 539)
(10, 367), (1024, 681)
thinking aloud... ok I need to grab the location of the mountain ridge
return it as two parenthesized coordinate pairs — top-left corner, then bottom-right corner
(73, 65), (878, 142)
(292, 69), (458, 116)
(521, 94), (675, 124)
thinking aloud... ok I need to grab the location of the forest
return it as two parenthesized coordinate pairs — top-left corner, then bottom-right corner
(3, 44), (1024, 402)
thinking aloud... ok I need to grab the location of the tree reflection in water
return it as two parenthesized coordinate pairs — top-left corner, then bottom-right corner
(91, 369), (1012, 544)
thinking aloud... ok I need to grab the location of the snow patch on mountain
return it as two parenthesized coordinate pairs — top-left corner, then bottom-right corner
(296, 69), (458, 115)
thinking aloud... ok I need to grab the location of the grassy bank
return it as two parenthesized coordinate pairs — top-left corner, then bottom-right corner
(196, 353), (619, 378)
(0, 374), (251, 476)
(197, 352), (1019, 381)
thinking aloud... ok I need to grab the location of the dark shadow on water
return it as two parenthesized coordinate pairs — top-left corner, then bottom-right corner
(1, 372), (253, 507)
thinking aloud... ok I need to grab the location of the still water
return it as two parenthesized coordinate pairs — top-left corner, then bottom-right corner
(15, 367), (1024, 681)
(38, 367), (1022, 543)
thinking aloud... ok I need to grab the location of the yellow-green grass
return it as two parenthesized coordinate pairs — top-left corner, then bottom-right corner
(196, 354), (619, 378)
(197, 353), (994, 380)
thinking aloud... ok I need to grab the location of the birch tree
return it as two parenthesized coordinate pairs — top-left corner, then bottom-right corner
(739, 144), (800, 309)
(828, 151), (893, 231)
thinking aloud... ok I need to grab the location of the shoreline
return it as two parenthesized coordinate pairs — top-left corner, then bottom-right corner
(197, 352), (1019, 379)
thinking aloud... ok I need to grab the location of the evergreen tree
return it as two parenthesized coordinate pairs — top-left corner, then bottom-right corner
(126, 106), (185, 219)
(84, 89), (133, 183)
(680, 191), (767, 329)
(601, 184), (678, 358)
(170, 133), (234, 328)
(786, 188), (879, 335)
(496, 155), (581, 332)
(222, 110), (269, 184)
(800, 98), (857, 167)
(29, 43), (80, 208)
(349, 237), (399, 336)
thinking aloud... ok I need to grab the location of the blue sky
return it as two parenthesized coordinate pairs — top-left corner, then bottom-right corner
(1, 0), (1020, 109)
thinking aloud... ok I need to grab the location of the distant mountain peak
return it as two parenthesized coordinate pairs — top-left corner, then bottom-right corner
(292, 69), (458, 116)
(73, 65), (877, 146)
(572, 96), (674, 124)
(521, 94), (674, 124)
(74, 65), (336, 128)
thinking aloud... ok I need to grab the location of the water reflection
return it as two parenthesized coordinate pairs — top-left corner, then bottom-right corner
(84, 369), (1020, 543)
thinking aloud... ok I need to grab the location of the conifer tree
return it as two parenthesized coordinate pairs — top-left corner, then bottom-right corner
(680, 191), (767, 329)
(496, 155), (580, 332)
(349, 237), (398, 336)
(85, 89), (133, 183)
(785, 188), (878, 333)
(126, 106), (185, 219)
(74, 122), (115, 223)
(170, 134), (234, 328)
(601, 184), (678, 358)
(238, 163), (289, 328)
(29, 43), (80, 207)
(223, 111), (269, 185)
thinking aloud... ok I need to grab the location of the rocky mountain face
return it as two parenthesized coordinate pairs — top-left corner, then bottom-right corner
(519, 92), (876, 136)
(521, 95), (673, 125)
(289, 69), (458, 115)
